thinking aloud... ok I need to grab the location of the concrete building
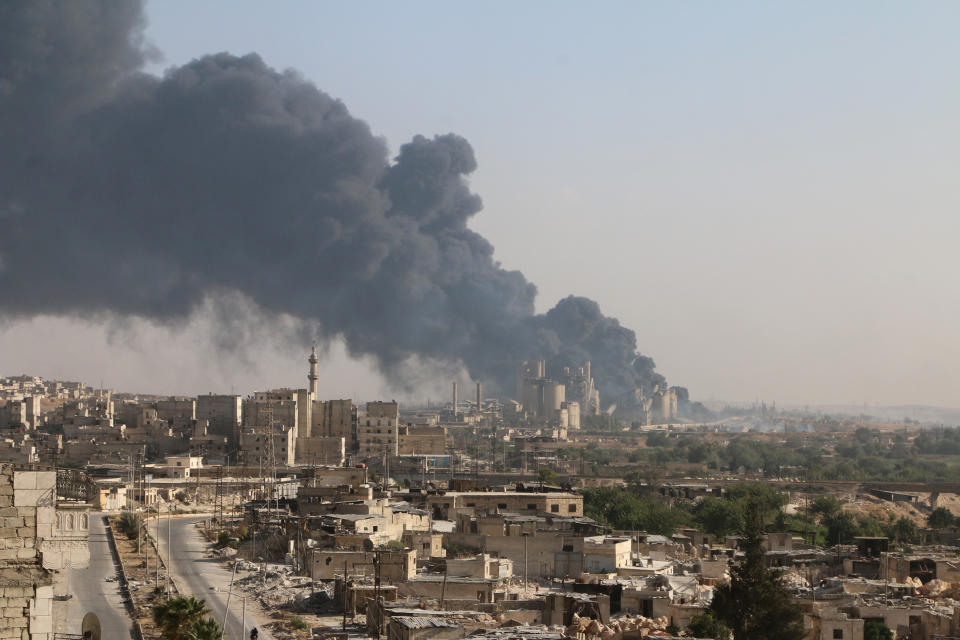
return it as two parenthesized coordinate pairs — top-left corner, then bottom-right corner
(238, 425), (296, 466)
(95, 484), (128, 511)
(0, 399), (28, 429)
(311, 399), (357, 450)
(582, 537), (632, 573)
(402, 531), (445, 559)
(309, 549), (416, 581)
(447, 554), (514, 579)
(427, 491), (583, 520)
(164, 455), (203, 478)
(244, 390), (302, 434)
(156, 398), (196, 421)
(398, 425), (447, 456)
(196, 394), (242, 445)
(357, 402), (400, 459)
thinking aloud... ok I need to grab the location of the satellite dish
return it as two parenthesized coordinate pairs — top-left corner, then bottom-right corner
(81, 612), (101, 640)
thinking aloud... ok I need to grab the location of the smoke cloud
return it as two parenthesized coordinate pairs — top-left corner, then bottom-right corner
(0, 1), (676, 404)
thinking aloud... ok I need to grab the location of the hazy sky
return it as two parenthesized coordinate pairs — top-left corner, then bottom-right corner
(3, 1), (959, 406)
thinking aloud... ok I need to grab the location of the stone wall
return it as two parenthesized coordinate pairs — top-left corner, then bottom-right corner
(0, 464), (89, 640)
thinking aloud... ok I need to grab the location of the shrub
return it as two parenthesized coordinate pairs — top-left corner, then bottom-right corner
(289, 616), (307, 630)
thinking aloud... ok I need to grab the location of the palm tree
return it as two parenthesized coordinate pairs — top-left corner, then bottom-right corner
(153, 596), (210, 640)
(117, 512), (143, 540)
(184, 617), (222, 640)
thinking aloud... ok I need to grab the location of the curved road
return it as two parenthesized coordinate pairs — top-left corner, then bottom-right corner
(151, 514), (274, 640)
(64, 514), (136, 638)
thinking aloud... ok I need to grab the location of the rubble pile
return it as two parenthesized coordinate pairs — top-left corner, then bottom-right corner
(233, 563), (334, 611)
(918, 578), (960, 599)
(565, 613), (670, 639)
(778, 568), (809, 589)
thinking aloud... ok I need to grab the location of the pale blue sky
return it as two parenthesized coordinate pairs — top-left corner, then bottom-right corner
(4, 2), (959, 405)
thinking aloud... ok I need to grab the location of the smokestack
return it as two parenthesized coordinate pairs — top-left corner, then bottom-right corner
(452, 382), (458, 415)
(476, 382), (482, 415)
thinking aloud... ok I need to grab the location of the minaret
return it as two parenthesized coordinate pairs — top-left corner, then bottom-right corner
(308, 345), (319, 400)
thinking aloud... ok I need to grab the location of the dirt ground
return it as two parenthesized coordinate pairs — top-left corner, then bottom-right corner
(841, 492), (933, 526)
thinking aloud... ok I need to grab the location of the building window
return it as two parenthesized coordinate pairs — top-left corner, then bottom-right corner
(372, 526), (378, 532)
(833, 631), (843, 640)
(551, 504), (560, 513)
(527, 504), (536, 510)
(568, 504), (577, 513)
(498, 503), (507, 509)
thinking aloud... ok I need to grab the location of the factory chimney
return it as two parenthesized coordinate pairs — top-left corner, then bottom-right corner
(452, 381), (458, 416)
(476, 382), (482, 415)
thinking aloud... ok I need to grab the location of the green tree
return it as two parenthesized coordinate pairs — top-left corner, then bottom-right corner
(688, 611), (731, 640)
(890, 517), (919, 544)
(928, 507), (956, 529)
(538, 468), (557, 485)
(645, 432), (670, 448)
(824, 512), (858, 546)
(724, 483), (787, 523)
(863, 620), (894, 640)
(709, 506), (805, 640)
(153, 597), (210, 640)
(807, 496), (841, 521)
(695, 497), (743, 539)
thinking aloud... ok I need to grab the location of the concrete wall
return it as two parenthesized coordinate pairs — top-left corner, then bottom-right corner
(484, 535), (567, 579)
(296, 436), (345, 465)
(398, 578), (498, 603)
(310, 549), (415, 581)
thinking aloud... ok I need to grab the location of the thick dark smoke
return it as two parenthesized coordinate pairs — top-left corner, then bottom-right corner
(0, 1), (678, 405)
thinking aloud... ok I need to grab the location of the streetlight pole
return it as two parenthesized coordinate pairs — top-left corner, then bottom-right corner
(166, 502), (172, 593)
(240, 596), (246, 638)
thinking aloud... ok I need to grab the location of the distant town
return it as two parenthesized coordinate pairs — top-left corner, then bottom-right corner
(4, 351), (960, 640)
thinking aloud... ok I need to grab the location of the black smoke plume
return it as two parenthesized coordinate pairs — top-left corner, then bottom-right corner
(0, 1), (677, 405)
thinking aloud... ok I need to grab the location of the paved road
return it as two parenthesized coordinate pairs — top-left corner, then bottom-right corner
(63, 514), (136, 639)
(151, 515), (274, 640)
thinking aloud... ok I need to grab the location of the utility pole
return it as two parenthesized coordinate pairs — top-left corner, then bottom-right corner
(439, 563), (448, 610)
(523, 533), (528, 593)
(222, 559), (239, 634)
(342, 558), (348, 631)
(241, 596), (246, 639)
